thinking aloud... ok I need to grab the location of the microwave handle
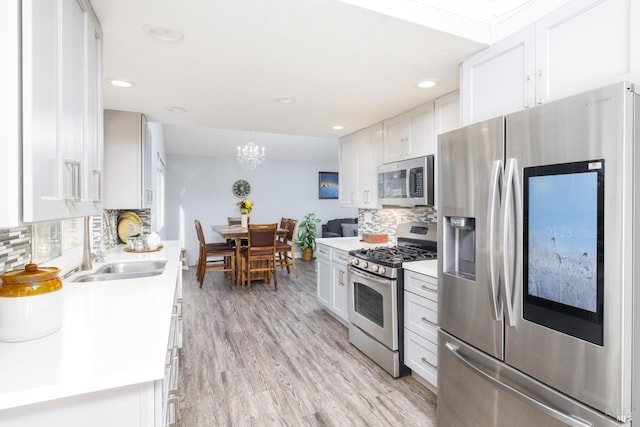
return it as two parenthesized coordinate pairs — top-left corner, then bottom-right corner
(409, 170), (416, 196)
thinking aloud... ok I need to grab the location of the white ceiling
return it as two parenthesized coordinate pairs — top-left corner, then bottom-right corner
(89, 0), (561, 158)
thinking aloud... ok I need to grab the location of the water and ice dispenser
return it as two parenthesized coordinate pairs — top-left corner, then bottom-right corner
(443, 216), (476, 281)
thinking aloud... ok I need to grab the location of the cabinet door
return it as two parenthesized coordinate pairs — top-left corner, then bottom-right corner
(60, 0), (86, 208)
(383, 113), (410, 163)
(535, 0), (632, 104)
(331, 262), (348, 322)
(355, 123), (383, 208)
(104, 111), (146, 209)
(83, 10), (103, 205)
(316, 251), (331, 308)
(461, 26), (536, 125)
(409, 102), (435, 157)
(22, 0), (67, 221)
(0, 0), (21, 227)
(434, 91), (460, 137)
(338, 134), (358, 207)
(142, 120), (152, 208)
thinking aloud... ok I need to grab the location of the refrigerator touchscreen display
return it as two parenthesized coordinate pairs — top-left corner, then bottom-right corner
(523, 160), (604, 345)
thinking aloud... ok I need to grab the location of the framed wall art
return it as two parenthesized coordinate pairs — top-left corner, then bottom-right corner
(318, 171), (339, 199)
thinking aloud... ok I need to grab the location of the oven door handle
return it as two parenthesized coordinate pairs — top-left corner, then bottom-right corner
(348, 266), (392, 285)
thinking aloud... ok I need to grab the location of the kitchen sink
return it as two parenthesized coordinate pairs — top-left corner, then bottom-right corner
(72, 260), (167, 282)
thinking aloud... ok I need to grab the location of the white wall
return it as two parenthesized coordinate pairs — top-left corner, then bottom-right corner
(165, 154), (357, 265)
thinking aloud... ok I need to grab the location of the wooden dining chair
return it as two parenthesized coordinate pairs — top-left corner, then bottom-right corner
(242, 223), (278, 290)
(194, 219), (236, 288)
(276, 218), (299, 278)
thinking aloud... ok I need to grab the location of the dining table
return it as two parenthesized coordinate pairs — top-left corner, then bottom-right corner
(211, 224), (287, 285)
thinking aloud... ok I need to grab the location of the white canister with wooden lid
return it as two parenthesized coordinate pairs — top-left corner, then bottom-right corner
(0, 263), (63, 342)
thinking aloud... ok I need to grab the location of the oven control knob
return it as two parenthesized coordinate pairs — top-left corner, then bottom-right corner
(379, 267), (386, 275)
(352, 259), (359, 266)
(362, 262), (368, 268)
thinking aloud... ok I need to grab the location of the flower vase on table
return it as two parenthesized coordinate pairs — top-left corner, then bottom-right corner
(237, 199), (254, 227)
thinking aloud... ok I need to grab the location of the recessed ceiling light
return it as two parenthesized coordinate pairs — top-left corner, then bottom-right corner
(164, 106), (187, 113)
(332, 125), (344, 130)
(143, 24), (184, 43)
(107, 78), (134, 88)
(416, 79), (437, 89)
(275, 96), (296, 104)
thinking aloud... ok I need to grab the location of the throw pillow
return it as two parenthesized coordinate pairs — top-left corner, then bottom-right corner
(341, 223), (359, 237)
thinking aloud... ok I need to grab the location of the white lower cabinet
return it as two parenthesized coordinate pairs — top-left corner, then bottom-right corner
(316, 243), (349, 325)
(404, 270), (438, 392)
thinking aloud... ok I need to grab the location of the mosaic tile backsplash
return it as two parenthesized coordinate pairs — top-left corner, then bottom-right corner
(358, 207), (437, 242)
(0, 226), (31, 274)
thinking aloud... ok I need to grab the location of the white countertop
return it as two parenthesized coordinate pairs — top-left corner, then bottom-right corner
(403, 259), (438, 278)
(0, 241), (181, 411)
(316, 236), (392, 252)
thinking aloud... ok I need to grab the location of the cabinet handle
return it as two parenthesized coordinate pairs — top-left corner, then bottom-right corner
(524, 74), (531, 108)
(63, 159), (81, 201)
(363, 190), (368, 204)
(420, 285), (430, 291)
(421, 357), (431, 366)
(421, 316), (430, 323)
(536, 69), (543, 105)
(92, 169), (101, 202)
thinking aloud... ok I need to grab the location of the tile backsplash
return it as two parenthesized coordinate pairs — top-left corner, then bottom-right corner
(358, 207), (437, 241)
(0, 226), (31, 274)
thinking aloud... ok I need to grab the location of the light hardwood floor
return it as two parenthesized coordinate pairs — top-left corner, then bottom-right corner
(178, 258), (438, 426)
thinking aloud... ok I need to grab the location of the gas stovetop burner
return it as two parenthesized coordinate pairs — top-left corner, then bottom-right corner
(348, 222), (438, 279)
(355, 246), (437, 264)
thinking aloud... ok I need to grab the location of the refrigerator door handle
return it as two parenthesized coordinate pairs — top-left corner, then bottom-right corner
(444, 341), (593, 427)
(487, 159), (502, 321)
(501, 158), (523, 327)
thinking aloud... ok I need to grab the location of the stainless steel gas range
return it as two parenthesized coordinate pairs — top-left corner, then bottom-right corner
(347, 222), (437, 377)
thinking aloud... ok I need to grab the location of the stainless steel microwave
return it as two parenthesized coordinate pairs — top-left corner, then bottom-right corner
(377, 156), (434, 207)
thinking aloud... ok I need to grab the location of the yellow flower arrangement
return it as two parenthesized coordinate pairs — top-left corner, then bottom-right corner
(237, 199), (254, 214)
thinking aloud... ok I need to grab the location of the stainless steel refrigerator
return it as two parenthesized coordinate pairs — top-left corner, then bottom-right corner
(437, 81), (639, 427)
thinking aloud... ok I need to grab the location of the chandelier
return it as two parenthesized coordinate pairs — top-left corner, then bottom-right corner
(236, 142), (266, 171)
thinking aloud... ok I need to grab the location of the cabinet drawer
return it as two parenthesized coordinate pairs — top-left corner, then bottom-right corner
(404, 291), (438, 344)
(331, 248), (348, 264)
(317, 244), (330, 259)
(404, 328), (437, 390)
(404, 270), (437, 301)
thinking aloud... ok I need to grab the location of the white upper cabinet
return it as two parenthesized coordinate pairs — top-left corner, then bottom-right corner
(461, 0), (635, 125)
(461, 26), (535, 125)
(339, 123), (383, 208)
(0, 0), (21, 227)
(434, 90), (460, 137)
(535, 0), (632, 103)
(355, 123), (383, 208)
(22, 0), (103, 222)
(383, 102), (435, 163)
(103, 111), (152, 210)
